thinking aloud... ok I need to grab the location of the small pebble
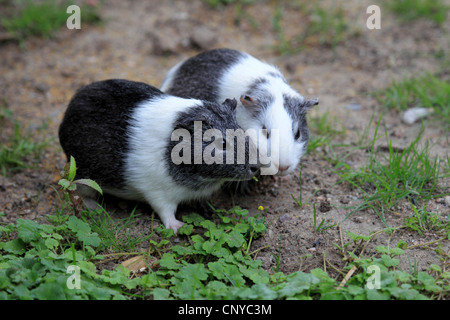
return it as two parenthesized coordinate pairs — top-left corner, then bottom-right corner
(279, 213), (290, 223)
(402, 107), (433, 125)
(191, 27), (217, 50)
(345, 103), (362, 111)
(444, 196), (450, 207)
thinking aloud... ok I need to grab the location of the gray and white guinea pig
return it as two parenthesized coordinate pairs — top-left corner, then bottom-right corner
(58, 79), (260, 233)
(160, 48), (319, 176)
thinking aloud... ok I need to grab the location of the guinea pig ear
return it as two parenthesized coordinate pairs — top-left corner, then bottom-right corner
(240, 95), (259, 110)
(302, 97), (319, 111)
(222, 98), (237, 111)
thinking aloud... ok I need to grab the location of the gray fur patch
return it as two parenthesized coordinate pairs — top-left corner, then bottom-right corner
(244, 77), (275, 117)
(267, 71), (287, 83)
(165, 49), (243, 101)
(283, 94), (310, 143)
(165, 99), (257, 190)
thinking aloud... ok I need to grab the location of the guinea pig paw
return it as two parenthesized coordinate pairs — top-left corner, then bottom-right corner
(165, 219), (184, 234)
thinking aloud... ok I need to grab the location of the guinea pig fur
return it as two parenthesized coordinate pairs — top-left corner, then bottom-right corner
(161, 48), (319, 176)
(58, 79), (260, 233)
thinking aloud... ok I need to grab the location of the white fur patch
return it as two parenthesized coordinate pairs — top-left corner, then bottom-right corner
(123, 96), (222, 232)
(217, 54), (306, 175)
(160, 60), (184, 91)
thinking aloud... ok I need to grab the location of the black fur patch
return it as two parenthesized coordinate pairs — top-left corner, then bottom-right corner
(165, 48), (243, 101)
(58, 79), (164, 188)
(165, 99), (257, 189)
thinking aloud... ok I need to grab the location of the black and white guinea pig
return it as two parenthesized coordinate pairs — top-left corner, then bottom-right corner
(160, 48), (319, 176)
(58, 79), (260, 233)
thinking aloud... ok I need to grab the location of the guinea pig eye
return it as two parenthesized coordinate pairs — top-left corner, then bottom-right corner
(294, 128), (301, 140)
(262, 126), (270, 139)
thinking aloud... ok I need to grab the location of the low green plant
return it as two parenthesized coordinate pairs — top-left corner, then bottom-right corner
(0, 215), (135, 300)
(386, 0), (449, 25)
(1, 154), (448, 299)
(404, 203), (450, 236)
(57, 156), (102, 215)
(1, 204), (449, 299)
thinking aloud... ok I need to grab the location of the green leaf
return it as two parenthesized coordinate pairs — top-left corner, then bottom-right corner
(31, 281), (67, 300)
(57, 179), (70, 191)
(277, 272), (312, 298)
(239, 264), (270, 284)
(225, 230), (245, 248)
(178, 224), (193, 236)
(366, 288), (390, 300)
(152, 288), (171, 300)
(428, 264), (442, 273)
(394, 271), (412, 283)
(159, 253), (181, 270)
(44, 238), (59, 250)
(182, 213), (205, 226)
(100, 266), (131, 286)
(200, 219), (217, 232)
(3, 239), (26, 254)
(230, 207), (249, 217)
(171, 244), (193, 256)
(347, 231), (371, 242)
(17, 219), (41, 243)
(74, 178), (103, 195)
(14, 284), (32, 300)
(202, 237), (226, 254)
(0, 224), (14, 237)
(234, 222), (250, 233)
(208, 260), (230, 281)
(208, 260), (245, 286)
(347, 285), (365, 296)
(397, 240), (407, 249)
(389, 286), (421, 300)
(417, 272), (442, 292)
(67, 216), (100, 247)
(375, 245), (389, 254)
(249, 283), (277, 299)
(159, 227), (175, 239)
(68, 156), (77, 181)
(177, 263), (209, 282)
(389, 247), (405, 256)
(381, 254), (400, 267)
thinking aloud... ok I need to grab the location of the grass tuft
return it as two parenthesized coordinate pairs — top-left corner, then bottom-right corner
(272, 4), (349, 55)
(1, 0), (101, 43)
(337, 116), (449, 226)
(386, 0), (449, 25)
(0, 107), (48, 176)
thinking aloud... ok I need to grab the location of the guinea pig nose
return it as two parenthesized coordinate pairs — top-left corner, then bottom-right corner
(278, 165), (290, 172)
